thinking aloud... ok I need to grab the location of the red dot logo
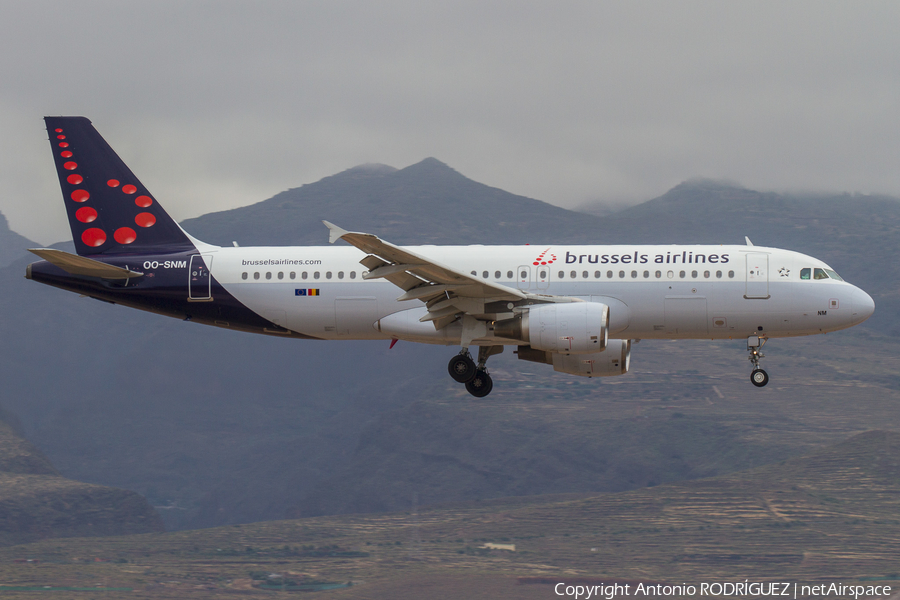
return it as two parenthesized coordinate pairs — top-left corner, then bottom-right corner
(114, 227), (136, 244)
(67, 174), (83, 185)
(70, 189), (90, 203)
(107, 179), (120, 187)
(122, 184), (137, 194)
(135, 212), (156, 228)
(82, 228), (107, 247)
(75, 207), (97, 223)
(58, 142), (69, 148)
(60, 150), (73, 158)
(56, 135), (66, 140)
(63, 161), (77, 171)
(54, 128), (63, 133)
(135, 195), (153, 208)
(533, 261), (539, 265)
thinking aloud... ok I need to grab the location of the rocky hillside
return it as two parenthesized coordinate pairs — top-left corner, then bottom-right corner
(0, 413), (163, 546)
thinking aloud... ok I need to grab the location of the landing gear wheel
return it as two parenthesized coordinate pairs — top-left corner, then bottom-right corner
(465, 370), (493, 398)
(750, 368), (769, 387)
(448, 354), (477, 383)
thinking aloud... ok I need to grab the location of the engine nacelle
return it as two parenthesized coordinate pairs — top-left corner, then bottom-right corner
(551, 339), (631, 377)
(494, 302), (608, 354)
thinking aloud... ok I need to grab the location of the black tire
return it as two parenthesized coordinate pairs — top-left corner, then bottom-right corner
(448, 354), (477, 383)
(465, 370), (493, 398)
(750, 368), (769, 387)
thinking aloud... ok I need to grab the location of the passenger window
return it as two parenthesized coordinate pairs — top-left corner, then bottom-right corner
(338, 271), (344, 279)
(290, 271), (296, 279)
(667, 270), (674, 279)
(679, 270), (686, 278)
(716, 270), (722, 279)
(618, 270), (625, 278)
(570, 270), (577, 278)
(326, 271), (332, 279)
(703, 270), (710, 278)
(265, 272), (272, 280)
(520, 270), (527, 279)
(655, 270), (661, 278)
(582, 271), (588, 278)
(728, 270), (735, 278)
(594, 271), (601, 278)
(643, 270), (649, 278)
(607, 270), (613, 278)
(349, 271), (356, 279)
(539, 269), (547, 278)
(314, 272), (320, 279)
(495, 270), (501, 279)
(631, 270), (637, 278)
(800, 268), (811, 280)
(242, 272), (248, 280)
(507, 271), (513, 279)
(482, 271), (489, 278)
(691, 270), (698, 278)
(254, 272), (260, 280)
(559, 271), (565, 279)
(471, 271), (477, 276)
(302, 271), (308, 280)
(278, 272), (284, 280)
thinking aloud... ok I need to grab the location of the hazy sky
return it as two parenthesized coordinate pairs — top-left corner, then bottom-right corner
(2, 1), (899, 244)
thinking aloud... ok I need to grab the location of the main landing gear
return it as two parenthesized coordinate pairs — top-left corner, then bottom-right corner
(747, 335), (769, 387)
(448, 346), (502, 398)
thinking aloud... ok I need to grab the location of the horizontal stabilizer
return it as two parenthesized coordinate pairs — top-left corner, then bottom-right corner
(28, 248), (143, 279)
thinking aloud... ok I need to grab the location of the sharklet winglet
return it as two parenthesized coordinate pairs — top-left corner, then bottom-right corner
(323, 221), (349, 244)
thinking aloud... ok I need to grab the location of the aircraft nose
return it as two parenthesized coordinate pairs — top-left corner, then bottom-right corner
(851, 287), (875, 324)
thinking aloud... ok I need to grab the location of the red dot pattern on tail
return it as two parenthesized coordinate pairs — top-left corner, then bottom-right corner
(135, 212), (156, 228)
(114, 227), (136, 244)
(76, 207), (97, 223)
(82, 228), (107, 247)
(54, 125), (158, 249)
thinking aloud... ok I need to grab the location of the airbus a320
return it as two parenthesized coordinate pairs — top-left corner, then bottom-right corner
(27, 117), (875, 397)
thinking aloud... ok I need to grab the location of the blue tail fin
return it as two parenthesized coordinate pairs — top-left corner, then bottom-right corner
(44, 116), (195, 256)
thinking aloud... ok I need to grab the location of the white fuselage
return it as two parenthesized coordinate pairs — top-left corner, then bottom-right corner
(197, 243), (873, 344)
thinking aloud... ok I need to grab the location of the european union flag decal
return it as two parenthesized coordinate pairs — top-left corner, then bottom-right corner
(295, 289), (306, 296)
(295, 289), (320, 296)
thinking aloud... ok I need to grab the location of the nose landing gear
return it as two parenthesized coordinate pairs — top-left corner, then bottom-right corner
(748, 335), (769, 387)
(448, 345), (502, 397)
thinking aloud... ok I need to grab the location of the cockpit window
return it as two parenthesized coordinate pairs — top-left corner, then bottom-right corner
(800, 268), (810, 280)
(813, 268), (829, 280)
(824, 269), (843, 281)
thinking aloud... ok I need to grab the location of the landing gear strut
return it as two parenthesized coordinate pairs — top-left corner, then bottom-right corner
(747, 335), (769, 387)
(449, 346), (502, 397)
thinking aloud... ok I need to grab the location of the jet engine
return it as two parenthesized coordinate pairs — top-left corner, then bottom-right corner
(516, 339), (631, 377)
(493, 302), (608, 354)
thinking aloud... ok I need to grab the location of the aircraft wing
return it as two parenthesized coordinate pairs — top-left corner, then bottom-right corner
(324, 221), (527, 329)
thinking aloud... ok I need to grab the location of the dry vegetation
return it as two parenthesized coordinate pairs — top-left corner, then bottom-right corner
(0, 430), (897, 599)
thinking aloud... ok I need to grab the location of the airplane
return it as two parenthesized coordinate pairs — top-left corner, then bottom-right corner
(26, 117), (875, 397)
